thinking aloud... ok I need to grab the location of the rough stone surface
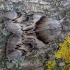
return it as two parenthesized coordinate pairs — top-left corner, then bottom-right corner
(0, 0), (70, 70)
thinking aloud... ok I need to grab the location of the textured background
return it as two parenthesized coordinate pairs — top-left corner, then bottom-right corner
(0, 0), (70, 70)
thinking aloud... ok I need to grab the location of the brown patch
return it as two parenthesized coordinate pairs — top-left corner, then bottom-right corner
(35, 16), (47, 30)
(34, 16), (50, 43)
(36, 31), (50, 44)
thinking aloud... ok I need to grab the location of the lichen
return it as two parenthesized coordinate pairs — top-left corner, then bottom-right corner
(6, 56), (25, 69)
(1, 28), (10, 36)
(64, 64), (70, 70)
(46, 60), (56, 70)
(54, 36), (70, 63)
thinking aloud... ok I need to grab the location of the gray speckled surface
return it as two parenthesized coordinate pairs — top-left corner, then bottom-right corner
(0, 0), (70, 70)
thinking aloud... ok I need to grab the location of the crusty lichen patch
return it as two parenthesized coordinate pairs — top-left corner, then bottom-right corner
(46, 60), (56, 70)
(54, 36), (70, 63)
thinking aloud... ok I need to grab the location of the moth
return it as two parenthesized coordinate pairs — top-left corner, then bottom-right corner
(3, 11), (63, 60)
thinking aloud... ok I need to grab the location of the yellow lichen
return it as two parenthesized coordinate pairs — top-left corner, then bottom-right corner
(54, 36), (70, 63)
(64, 64), (70, 70)
(46, 60), (56, 70)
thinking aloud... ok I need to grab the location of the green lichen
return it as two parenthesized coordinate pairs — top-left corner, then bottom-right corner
(6, 56), (25, 69)
(1, 28), (10, 36)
